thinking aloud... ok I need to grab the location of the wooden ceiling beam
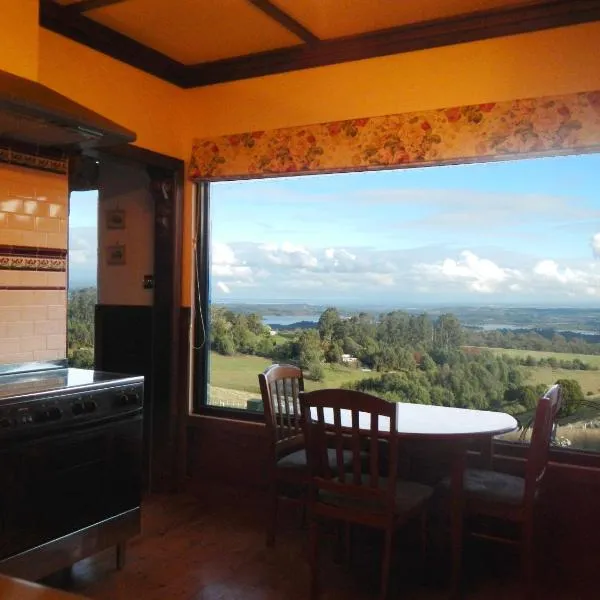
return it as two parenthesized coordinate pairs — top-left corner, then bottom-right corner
(248, 0), (319, 45)
(39, 0), (186, 86)
(66, 0), (129, 13)
(182, 0), (600, 87)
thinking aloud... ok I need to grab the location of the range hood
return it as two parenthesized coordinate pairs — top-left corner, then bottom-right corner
(0, 70), (136, 150)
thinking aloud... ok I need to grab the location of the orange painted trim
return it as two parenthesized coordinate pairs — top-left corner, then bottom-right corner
(189, 90), (600, 180)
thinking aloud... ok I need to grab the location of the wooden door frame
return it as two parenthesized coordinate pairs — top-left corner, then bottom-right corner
(70, 144), (185, 492)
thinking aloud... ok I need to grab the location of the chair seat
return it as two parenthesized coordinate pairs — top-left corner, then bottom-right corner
(320, 474), (433, 514)
(440, 468), (525, 506)
(277, 448), (357, 471)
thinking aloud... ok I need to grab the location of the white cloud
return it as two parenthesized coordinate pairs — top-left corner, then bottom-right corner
(213, 242), (237, 266)
(259, 242), (318, 268)
(592, 233), (600, 258)
(209, 239), (600, 303)
(532, 260), (600, 295)
(416, 251), (522, 293)
(211, 241), (254, 292)
(365, 273), (395, 286)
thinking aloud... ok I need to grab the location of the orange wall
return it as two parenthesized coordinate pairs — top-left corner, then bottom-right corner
(37, 30), (186, 160)
(0, 0), (39, 80)
(181, 21), (600, 138)
(29, 22), (600, 306)
(178, 21), (600, 305)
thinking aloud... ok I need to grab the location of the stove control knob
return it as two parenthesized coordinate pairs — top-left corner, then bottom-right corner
(0, 417), (12, 428)
(72, 401), (84, 416)
(84, 400), (97, 413)
(117, 393), (139, 407)
(48, 407), (62, 420)
(34, 410), (50, 423)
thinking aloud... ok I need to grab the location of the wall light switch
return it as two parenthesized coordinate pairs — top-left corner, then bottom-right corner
(143, 275), (154, 289)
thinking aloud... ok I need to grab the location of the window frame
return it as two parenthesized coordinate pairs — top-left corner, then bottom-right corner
(191, 181), (264, 422)
(189, 175), (600, 460)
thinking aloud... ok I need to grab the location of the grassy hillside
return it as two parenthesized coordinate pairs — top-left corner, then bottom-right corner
(209, 352), (374, 394)
(482, 347), (600, 397)
(480, 347), (600, 367)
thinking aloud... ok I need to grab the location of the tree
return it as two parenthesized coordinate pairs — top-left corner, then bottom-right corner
(245, 313), (265, 335)
(307, 361), (325, 382)
(297, 329), (324, 369)
(325, 341), (343, 364)
(434, 313), (464, 352)
(556, 378), (585, 417)
(214, 333), (235, 356)
(318, 308), (341, 342)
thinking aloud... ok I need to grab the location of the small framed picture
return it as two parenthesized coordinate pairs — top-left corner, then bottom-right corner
(106, 209), (126, 229)
(106, 244), (126, 266)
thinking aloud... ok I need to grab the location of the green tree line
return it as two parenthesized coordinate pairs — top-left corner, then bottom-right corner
(211, 306), (590, 416)
(465, 327), (600, 355)
(67, 287), (96, 368)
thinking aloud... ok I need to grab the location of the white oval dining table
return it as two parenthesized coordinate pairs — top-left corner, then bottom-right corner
(316, 402), (519, 597)
(316, 403), (518, 438)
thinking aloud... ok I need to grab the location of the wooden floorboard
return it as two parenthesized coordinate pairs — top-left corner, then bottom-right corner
(43, 485), (594, 600)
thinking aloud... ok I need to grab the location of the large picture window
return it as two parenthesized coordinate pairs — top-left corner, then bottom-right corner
(194, 153), (600, 453)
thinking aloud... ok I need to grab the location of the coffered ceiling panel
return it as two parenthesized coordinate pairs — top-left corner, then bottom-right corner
(86, 0), (302, 64)
(276, 0), (547, 39)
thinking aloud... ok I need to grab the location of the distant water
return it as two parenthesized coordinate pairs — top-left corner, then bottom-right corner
(262, 315), (320, 327)
(480, 323), (598, 335)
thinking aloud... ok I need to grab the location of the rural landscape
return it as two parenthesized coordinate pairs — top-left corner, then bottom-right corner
(66, 287), (600, 452)
(209, 303), (600, 452)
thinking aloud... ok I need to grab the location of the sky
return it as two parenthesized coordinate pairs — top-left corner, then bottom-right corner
(66, 154), (600, 305)
(68, 190), (98, 288)
(210, 154), (600, 307)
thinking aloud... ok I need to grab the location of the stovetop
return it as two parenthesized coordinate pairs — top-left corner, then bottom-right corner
(0, 367), (142, 402)
(0, 366), (144, 437)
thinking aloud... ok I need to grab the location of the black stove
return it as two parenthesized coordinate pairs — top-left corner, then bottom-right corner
(0, 362), (144, 582)
(0, 367), (143, 437)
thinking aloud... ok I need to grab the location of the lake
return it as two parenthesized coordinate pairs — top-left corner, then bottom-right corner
(262, 315), (320, 327)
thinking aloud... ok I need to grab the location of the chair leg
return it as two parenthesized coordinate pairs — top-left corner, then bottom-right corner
(309, 518), (320, 600)
(420, 510), (428, 582)
(267, 484), (278, 547)
(380, 528), (394, 600)
(345, 522), (353, 566)
(521, 521), (535, 595)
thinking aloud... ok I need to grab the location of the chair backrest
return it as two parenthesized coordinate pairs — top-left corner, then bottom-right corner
(300, 388), (399, 516)
(524, 383), (562, 506)
(258, 364), (304, 452)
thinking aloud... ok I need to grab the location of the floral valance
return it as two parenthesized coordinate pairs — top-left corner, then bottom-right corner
(189, 90), (600, 181)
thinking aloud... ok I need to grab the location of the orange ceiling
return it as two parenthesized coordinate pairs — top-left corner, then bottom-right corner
(277, 0), (543, 40)
(57, 0), (548, 65)
(86, 0), (301, 64)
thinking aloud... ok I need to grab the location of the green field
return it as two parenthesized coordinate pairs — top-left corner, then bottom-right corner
(483, 347), (600, 397)
(481, 346), (600, 367)
(209, 351), (373, 394)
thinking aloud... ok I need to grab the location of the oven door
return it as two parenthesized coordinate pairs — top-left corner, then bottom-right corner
(0, 411), (142, 560)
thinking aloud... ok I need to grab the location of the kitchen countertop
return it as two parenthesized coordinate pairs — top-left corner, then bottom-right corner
(0, 574), (89, 599)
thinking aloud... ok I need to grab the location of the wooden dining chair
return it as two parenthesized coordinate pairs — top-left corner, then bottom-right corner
(258, 364), (306, 547)
(440, 383), (562, 586)
(300, 389), (434, 600)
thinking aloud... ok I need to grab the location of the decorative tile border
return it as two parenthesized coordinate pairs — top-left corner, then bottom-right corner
(0, 286), (66, 291)
(189, 90), (600, 180)
(0, 245), (67, 272)
(0, 148), (68, 175)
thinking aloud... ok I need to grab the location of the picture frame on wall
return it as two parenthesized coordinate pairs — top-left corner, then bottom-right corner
(106, 244), (126, 266)
(106, 209), (126, 229)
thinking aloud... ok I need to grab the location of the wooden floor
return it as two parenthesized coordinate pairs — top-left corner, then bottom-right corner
(47, 485), (593, 600)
